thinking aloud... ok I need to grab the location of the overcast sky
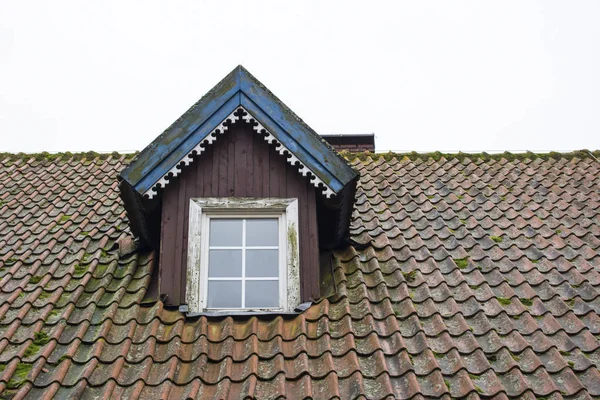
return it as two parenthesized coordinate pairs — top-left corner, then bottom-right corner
(1, 1), (599, 153)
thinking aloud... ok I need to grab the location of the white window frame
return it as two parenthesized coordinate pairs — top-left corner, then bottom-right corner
(186, 198), (300, 313)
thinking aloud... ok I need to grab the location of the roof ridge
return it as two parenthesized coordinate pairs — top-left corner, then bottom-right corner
(0, 151), (139, 162)
(343, 149), (600, 162)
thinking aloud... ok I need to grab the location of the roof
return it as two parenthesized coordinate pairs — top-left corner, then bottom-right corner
(1, 151), (600, 399)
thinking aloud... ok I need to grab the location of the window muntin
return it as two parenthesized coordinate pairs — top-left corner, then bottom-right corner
(206, 217), (281, 309)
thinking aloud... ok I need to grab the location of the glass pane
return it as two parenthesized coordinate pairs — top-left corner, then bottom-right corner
(209, 219), (242, 246)
(207, 280), (242, 308)
(208, 250), (242, 277)
(246, 219), (279, 246)
(246, 280), (279, 308)
(246, 250), (279, 277)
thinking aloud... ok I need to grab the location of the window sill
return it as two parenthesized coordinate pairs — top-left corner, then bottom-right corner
(180, 302), (312, 318)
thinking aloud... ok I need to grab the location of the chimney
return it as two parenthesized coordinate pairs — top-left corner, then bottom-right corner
(321, 134), (375, 153)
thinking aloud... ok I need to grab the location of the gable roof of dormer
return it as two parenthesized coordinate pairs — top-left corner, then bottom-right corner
(120, 65), (357, 200)
(118, 66), (358, 249)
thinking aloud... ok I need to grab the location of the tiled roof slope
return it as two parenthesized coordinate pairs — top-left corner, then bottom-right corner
(0, 151), (599, 399)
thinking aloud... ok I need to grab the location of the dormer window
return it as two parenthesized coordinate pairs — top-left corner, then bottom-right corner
(186, 198), (300, 312)
(118, 66), (358, 314)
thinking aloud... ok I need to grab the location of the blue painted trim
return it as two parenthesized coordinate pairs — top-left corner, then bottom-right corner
(239, 71), (356, 185)
(240, 94), (343, 193)
(134, 95), (240, 194)
(121, 68), (241, 184)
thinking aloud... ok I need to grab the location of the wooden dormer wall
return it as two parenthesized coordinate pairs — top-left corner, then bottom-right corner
(158, 120), (320, 306)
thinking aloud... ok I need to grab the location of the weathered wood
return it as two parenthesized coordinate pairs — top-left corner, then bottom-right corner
(159, 120), (320, 306)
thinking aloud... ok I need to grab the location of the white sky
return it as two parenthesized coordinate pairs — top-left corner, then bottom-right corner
(1, 1), (599, 153)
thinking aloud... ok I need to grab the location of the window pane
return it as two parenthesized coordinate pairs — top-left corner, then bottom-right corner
(246, 249), (279, 277)
(208, 250), (242, 277)
(246, 280), (279, 308)
(207, 281), (242, 308)
(246, 219), (278, 246)
(210, 219), (242, 246)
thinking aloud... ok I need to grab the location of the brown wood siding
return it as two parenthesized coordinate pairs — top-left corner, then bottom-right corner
(159, 121), (320, 306)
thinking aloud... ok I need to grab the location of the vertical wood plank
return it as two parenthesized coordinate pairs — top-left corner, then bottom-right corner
(306, 183), (319, 300)
(261, 135), (270, 197)
(203, 144), (213, 197)
(159, 184), (176, 303)
(269, 145), (280, 197)
(253, 133), (263, 197)
(218, 132), (228, 197)
(160, 177), (178, 305)
(227, 126), (235, 196)
(234, 125), (247, 197)
(195, 151), (203, 198)
(173, 176), (186, 304)
(246, 127), (254, 196)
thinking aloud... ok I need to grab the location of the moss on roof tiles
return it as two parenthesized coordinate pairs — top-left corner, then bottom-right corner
(6, 363), (33, 389)
(0, 151), (138, 162)
(342, 149), (600, 162)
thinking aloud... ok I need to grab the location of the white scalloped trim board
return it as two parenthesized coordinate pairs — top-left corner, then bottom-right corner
(143, 106), (336, 199)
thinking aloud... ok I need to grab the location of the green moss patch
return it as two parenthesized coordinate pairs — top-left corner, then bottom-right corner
(520, 298), (533, 307)
(497, 297), (512, 306)
(74, 264), (88, 276)
(29, 275), (42, 284)
(454, 258), (469, 269)
(7, 363), (33, 389)
(444, 379), (451, 390)
(23, 331), (51, 358)
(490, 235), (503, 243)
(37, 291), (51, 301)
(57, 354), (71, 364)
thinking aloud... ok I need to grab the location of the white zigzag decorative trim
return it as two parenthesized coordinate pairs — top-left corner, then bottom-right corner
(143, 106), (336, 199)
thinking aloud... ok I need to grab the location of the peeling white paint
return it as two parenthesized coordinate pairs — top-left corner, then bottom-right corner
(186, 200), (203, 312)
(143, 107), (335, 199)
